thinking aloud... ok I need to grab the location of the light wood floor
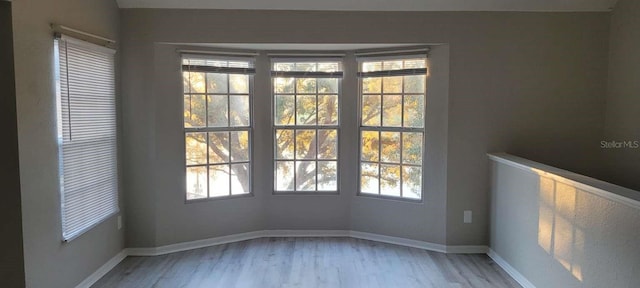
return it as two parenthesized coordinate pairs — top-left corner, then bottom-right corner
(93, 237), (520, 288)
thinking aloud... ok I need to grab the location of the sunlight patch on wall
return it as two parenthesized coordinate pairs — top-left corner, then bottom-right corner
(536, 175), (585, 282)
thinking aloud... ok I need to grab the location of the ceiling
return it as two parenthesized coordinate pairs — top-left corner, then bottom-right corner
(116, 0), (618, 11)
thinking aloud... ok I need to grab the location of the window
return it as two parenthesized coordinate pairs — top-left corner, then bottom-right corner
(272, 60), (342, 192)
(182, 56), (254, 200)
(358, 57), (427, 200)
(54, 36), (118, 241)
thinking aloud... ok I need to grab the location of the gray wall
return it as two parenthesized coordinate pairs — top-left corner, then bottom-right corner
(121, 9), (610, 247)
(602, 0), (640, 191)
(0, 1), (25, 287)
(489, 159), (640, 287)
(12, 0), (124, 287)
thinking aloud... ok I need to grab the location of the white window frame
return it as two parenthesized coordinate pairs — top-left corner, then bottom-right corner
(271, 58), (343, 194)
(54, 35), (119, 241)
(356, 55), (428, 201)
(182, 54), (255, 201)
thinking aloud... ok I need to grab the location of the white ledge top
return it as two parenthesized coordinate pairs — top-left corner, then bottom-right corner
(488, 152), (640, 209)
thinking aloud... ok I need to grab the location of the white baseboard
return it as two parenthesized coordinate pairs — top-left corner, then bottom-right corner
(74, 249), (127, 288)
(127, 230), (266, 256)
(80, 230), (490, 287)
(267, 229), (351, 238)
(349, 231), (448, 253)
(447, 245), (489, 254)
(487, 249), (536, 288)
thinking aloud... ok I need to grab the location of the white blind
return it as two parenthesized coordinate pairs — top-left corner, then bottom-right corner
(55, 36), (119, 241)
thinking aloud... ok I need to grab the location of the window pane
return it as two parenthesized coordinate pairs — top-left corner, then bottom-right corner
(318, 78), (338, 93)
(229, 74), (249, 94)
(296, 130), (316, 159)
(186, 166), (207, 200)
(383, 60), (403, 71)
(402, 166), (422, 199)
(380, 164), (400, 197)
(295, 161), (316, 191)
(295, 63), (316, 72)
(207, 73), (227, 93)
(362, 77), (381, 93)
(361, 130), (379, 162)
(403, 95), (424, 128)
(362, 62), (382, 73)
(209, 165), (230, 197)
(383, 76), (402, 93)
(318, 161), (337, 191)
(274, 63), (294, 71)
(358, 57), (426, 200)
(209, 132), (229, 164)
(317, 62), (339, 72)
(318, 95), (338, 125)
(380, 132), (400, 163)
(402, 132), (423, 165)
(404, 75), (425, 93)
(361, 95), (381, 126)
(296, 78), (316, 93)
(404, 59), (426, 69)
(230, 131), (249, 162)
(184, 95), (206, 128)
(276, 161), (294, 191)
(229, 95), (249, 127)
(185, 133), (207, 165)
(274, 77), (294, 93)
(296, 95), (316, 125)
(183, 72), (190, 93)
(231, 163), (250, 195)
(228, 61), (251, 68)
(318, 129), (337, 160)
(275, 95), (295, 125)
(275, 129), (294, 159)
(360, 163), (379, 194)
(188, 72), (206, 93)
(382, 95), (402, 127)
(273, 61), (341, 193)
(207, 95), (228, 127)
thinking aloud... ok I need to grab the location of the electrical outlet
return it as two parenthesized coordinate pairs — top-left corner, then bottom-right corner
(463, 210), (472, 223)
(117, 215), (122, 230)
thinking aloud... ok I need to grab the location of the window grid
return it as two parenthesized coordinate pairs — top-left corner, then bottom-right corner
(358, 58), (426, 200)
(272, 61), (341, 193)
(183, 59), (253, 200)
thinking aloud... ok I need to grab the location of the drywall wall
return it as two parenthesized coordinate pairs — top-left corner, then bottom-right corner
(12, 0), (123, 287)
(489, 155), (640, 287)
(120, 9), (610, 247)
(0, 1), (25, 287)
(602, 0), (640, 191)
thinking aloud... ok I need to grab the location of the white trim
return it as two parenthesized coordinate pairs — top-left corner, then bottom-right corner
(268, 53), (346, 58)
(127, 230), (265, 256)
(488, 152), (640, 210)
(80, 231), (493, 286)
(126, 230), (488, 257)
(74, 250), (127, 288)
(446, 245), (489, 254)
(115, 0), (616, 12)
(487, 249), (536, 288)
(349, 231), (448, 253)
(179, 49), (259, 57)
(268, 229), (351, 237)
(52, 24), (116, 45)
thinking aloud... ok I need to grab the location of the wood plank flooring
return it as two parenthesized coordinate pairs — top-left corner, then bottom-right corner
(93, 237), (520, 288)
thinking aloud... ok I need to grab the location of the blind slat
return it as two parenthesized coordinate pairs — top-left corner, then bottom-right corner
(56, 36), (119, 242)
